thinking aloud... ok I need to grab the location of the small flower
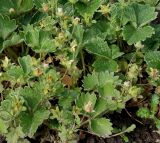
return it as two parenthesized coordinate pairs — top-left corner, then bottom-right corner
(9, 8), (15, 13)
(123, 81), (131, 87)
(73, 17), (80, 25)
(70, 40), (77, 52)
(84, 101), (93, 113)
(57, 7), (64, 17)
(134, 42), (144, 50)
(33, 68), (43, 77)
(128, 86), (141, 98)
(149, 68), (159, 80)
(2, 56), (9, 68)
(43, 63), (49, 68)
(42, 3), (49, 12)
(98, 4), (110, 15)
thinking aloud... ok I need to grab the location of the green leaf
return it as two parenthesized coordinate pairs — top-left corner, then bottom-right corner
(18, 55), (33, 75)
(20, 86), (42, 110)
(83, 71), (120, 90)
(136, 107), (150, 118)
(16, 0), (33, 13)
(24, 25), (56, 53)
(155, 118), (160, 129)
(76, 0), (101, 18)
(85, 37), (111, 59)
(111, 3), (157, 28)
(83, 72), (98, 90)
(92, 98), (108, 116)
(0, 15), (17, 40)
(83, 21), (108, 41)
(123, 25), (154, 45)
(93, 58), (118, 72)
(6, 126), (25, 143)
(76, 92), (97, 112)
(73, 24), (84, 44)
(125, 124), (136, 133)
(0, 0), (14, 15)
(144, 51), (160, 70)
(151, 94), (159, 116)
(131, 3), (157, 27)
(2, 33), (23, 52)
(0, 0), (33, 15)
(20, 108), (50, 137)
(0, 118), (7, 134)
(90, 118), (113, 137)
(34, 0), (48, 9)
(7, 66), (24, 79)
(143, 25), (160, 52)
(111, 45), (124, 59)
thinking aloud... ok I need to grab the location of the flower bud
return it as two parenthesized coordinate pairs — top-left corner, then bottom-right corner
(9, 8), (15, 13)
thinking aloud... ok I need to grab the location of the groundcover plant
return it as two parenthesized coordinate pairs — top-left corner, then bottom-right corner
(0, 0), (160, 142)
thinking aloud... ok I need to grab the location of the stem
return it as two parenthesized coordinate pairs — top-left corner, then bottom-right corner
(80, 50), (85, 75)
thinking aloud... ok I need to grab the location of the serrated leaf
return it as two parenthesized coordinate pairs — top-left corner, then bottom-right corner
(111, 3), (157, 28)
(0, 118), (7, 134)
(93, 58), (118, 72)
(144, 51), (160, 70)
(7, 66), (24, 79)
(20, 108), (50, 137)
(0, 15), (17, 40)
(83, 72), (98, 90)
(131, 3), (157, 27)
(76, 0), (101, 18)
(2, 33), (23, 52)
(24, 25), (56, 53)
(151, 94), (159, 116)
(130, 0), (159, 6)
(111, 45), (124, 59)
(83, 71), (120, 90)
(76, 92), (97, 112)
(85, 37), (111, 59)
(20, 86), (42, 110)
(18, 55), (33, 75)
(123, 25), (154, 45)
(0, 0), (14, 15)
(90, 118), (113, 137)
(143, 25), (160, 52)
(28, 109), (50, 137)
(0, 0), (33, 15)
(83, 21), (108, 41)
(34, 0), (48, 9)
(136, 107), (150, 118)
(59, 95), (74, 109)
(92, 98), (108, 117)
(111, 3), (136, 26)
(17, 0), (33, 13)
(6, 126), (25, 143)
(73, 24), (84, 44)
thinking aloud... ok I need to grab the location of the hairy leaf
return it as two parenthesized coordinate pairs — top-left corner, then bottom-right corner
(20, 108), (50, 137)
(85, 37), (111, 59)
(144, 51), (160, 70)
(90, 118), (113, 137)
(76, 0), (101, 18)
(123, 25), (154, 45)
(0, 15), (17, 40)
(24, 25), (56, 53)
